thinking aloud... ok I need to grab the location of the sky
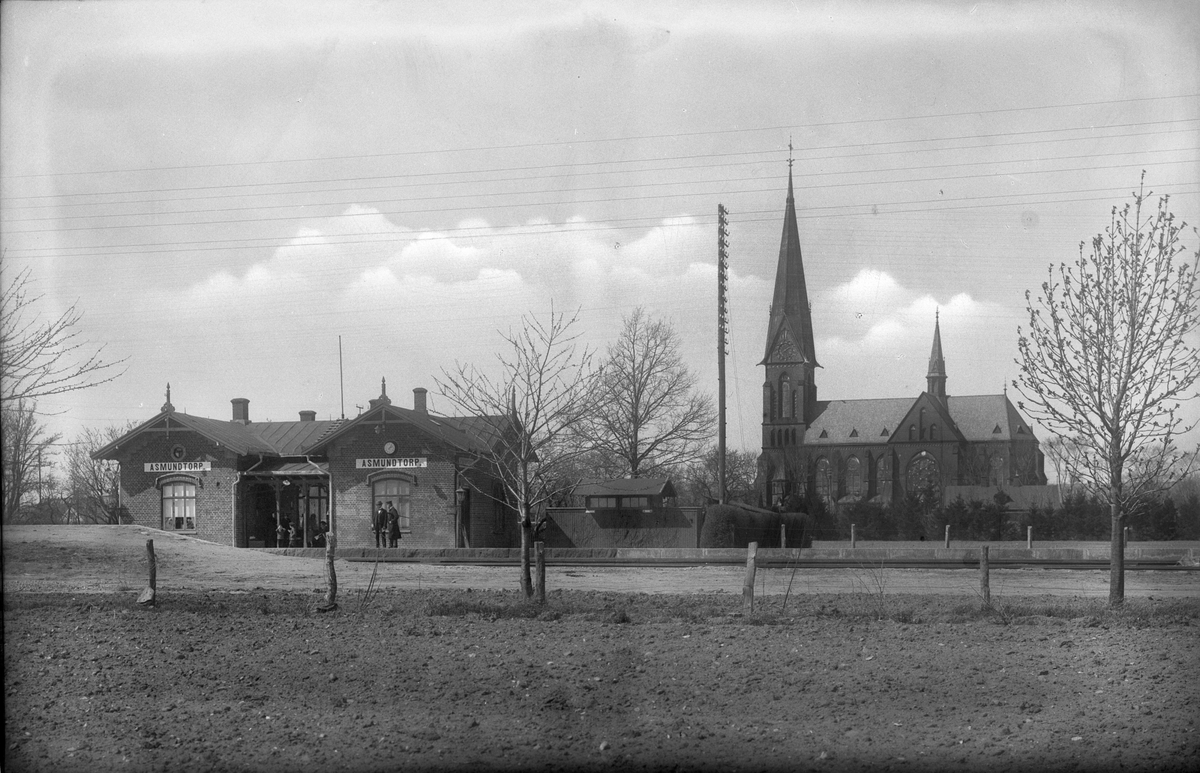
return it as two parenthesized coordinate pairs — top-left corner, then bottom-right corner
(2, 0), (1198, 470)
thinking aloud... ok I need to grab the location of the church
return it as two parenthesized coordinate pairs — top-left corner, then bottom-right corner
(757, 165), (1047, 509)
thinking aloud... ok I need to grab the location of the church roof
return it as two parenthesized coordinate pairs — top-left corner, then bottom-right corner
(801, 393), (1036, 445)
(806, 398), (911, 443)
(761, 165), (818, 367)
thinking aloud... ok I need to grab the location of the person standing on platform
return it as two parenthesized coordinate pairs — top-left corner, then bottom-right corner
(386, 501), (401, 547)
(373, 502), (387, 548)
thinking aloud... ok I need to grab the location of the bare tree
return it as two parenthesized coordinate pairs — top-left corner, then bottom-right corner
(680, 446), (760, 506)
(1041, 434), (1086, 493)
(63, 423), (133, 523)
(1016, 176), (1200, 605)
(578, 307), (715, 478)
(1, 267), (125, 406)
(2, 400), (61, 522)
(436, 307), (597, 599)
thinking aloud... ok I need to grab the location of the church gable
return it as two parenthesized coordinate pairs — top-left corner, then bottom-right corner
(888, 393), (965, 444)
(763, 319), (812, 366)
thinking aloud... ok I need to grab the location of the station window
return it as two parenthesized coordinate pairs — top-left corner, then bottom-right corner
(622, 497), (650, 509)
(589, 496), (618, 509)
(372, 477), (411, 531)
(162, 482), (196, 531)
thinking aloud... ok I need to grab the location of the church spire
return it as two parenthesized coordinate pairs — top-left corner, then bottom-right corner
(761, 156), (817, 367)
(927, 310), (947, 402)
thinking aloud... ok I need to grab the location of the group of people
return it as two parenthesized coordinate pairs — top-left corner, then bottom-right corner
(373, 501), (403, 548)
(274, 516), (329, 548)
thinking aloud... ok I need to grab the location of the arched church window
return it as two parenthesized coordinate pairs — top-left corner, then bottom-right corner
(990, 455), (1005, 486)
(780, 374), (791, 418)
(930, 424), (937, 440)
(906, 453), (941, 502)
(846, 456), (863, 498)
(765, 384), (775, 421)
(815, 457), (832, 500)
(876, 454), (889, 484)
(909, 425), (917, 441)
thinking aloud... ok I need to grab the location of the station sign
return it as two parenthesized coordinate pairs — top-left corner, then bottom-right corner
(145, 461), (212, 472)
(356, 457), (428, 469)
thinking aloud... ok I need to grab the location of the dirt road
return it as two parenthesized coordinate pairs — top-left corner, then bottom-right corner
(4, 525), (1198, 600)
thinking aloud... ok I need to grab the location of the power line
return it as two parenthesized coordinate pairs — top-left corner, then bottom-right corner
(8, 144), (1195, 226)
(4, 158), (1195, 238)
(6, 117), (1195, 205)
(4, 180), (1197, 264)
(6, 92), (1195, 180)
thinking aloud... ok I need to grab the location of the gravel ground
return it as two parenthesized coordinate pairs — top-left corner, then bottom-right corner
(4, 526), (1199, 772)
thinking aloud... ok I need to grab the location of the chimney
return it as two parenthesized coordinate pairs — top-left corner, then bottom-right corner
(413, 387), (428, 413)
(231, 397), (250, 424)
(299, 410), (316, 422)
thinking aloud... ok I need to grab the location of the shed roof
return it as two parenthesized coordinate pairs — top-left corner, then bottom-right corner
(574, 478), (677, 498)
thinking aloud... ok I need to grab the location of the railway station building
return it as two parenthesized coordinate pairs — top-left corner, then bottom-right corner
(93, 380), (518, 549)
(758, 166), (1048, 509)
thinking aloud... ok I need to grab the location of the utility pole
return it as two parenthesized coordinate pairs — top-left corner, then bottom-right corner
(717, 204), (730, 505)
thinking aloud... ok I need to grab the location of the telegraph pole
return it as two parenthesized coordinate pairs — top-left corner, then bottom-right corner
(717, 204), (730, 504)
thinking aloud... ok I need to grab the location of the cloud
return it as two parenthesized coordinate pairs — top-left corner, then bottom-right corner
(814, 270), (1022, 401)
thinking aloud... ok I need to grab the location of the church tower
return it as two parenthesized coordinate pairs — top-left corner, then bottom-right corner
(761, 158), (818, 450)
(926, 311), (947, 404)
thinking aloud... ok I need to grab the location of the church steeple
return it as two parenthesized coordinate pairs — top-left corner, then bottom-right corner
(927, 310), (947, 403)
(761, 154), (819, 448)
(762, 149), (818, 368)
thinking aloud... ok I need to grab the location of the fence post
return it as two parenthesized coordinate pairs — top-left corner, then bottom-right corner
(944, 524), (951, 549)
(535, 541), (546, 606)
(137, 539), (156, 606)
(980, 545), (990, 608)
(742, 542), (758, 613)
(850, 524), (857, 549)
(1122, 526), (1128, 550)
(1027, 525), (1033, 550)
(317, 533), (338, 612)
(780, 523), (787, 549)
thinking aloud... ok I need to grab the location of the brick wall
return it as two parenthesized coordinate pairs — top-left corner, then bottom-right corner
(460, 467), (516, 548)
(325, 424), (470, 549)
(116, 429), (240, 546)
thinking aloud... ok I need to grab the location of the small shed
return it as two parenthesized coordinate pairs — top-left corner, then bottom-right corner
(545, 478), (700, 548)
(573, 478), (678, 513)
